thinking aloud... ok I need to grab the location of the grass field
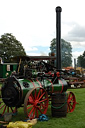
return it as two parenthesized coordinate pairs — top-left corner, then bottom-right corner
(32, 88), (85, 128)
(0, 83), (85, 128)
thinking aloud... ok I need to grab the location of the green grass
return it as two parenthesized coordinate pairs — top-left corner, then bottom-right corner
(32, 88), (85, 128)
(0, 85), (85, 128)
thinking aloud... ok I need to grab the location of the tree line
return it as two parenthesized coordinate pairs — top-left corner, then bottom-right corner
(50, 38), (72, 67)
(0, 33), (26, 62)
(77, 51), (85, 68)
(0, 33), (83, 68)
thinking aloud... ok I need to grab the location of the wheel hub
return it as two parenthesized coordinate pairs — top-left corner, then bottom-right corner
(34, 100), (39, 106)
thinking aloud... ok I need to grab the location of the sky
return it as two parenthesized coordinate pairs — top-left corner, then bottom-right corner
(0, 0), (85, 66)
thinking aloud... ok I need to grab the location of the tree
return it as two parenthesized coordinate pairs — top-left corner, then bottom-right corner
(50, 38), (72, 67)
(77, 51), (85, 68)
(0, 33), (26, 62)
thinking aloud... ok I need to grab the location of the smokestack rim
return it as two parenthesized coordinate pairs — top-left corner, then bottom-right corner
(56, 6), (62, 12)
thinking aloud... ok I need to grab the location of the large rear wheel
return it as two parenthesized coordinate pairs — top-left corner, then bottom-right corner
(24, 87), (49, 119)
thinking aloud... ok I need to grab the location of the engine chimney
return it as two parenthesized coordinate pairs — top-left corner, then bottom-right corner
(56, 6), (62, 70)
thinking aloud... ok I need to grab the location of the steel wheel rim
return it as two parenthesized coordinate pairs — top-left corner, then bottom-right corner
(67, 91), (76, 113)
(24, 87), (49, 119)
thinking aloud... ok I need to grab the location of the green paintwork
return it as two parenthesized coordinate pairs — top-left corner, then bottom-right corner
(43, 78), (67, 93)
(18, 79), (42, 99)
(18, 77), (67, 100)
(0, 63), (17, 78)
(1, 76), (68, 108)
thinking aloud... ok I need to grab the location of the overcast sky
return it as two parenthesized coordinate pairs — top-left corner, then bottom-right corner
(0, 0), (85, 66)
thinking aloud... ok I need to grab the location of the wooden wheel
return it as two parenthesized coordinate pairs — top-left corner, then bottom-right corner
(0, 87), (17, 117)
(24, 87), (49, 119)
(66, 91), (76, 113)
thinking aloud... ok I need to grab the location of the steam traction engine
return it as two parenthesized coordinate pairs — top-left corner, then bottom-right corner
(0, 69), (76, 119)
(0, 7), (76, 119)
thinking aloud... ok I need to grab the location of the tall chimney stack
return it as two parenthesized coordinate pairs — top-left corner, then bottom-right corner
(56, 6), (62, 70)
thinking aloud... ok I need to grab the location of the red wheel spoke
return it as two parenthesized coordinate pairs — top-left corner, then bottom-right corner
(30, 93), (34, 101)
(10, 107), (14, 113)
(39, 89), (42, 95)
(39, 98), (48, 103)
(28, 107), (34, 117)
(7, 106), (9, 113)
(68, 93), (71, 99)
(33, 108), (36, 119)
(70, 100), (74, 103)
(13, 108), (17, 113)
(0, 103), (5, 109)
(40, 102), (43, 109)
(37, 89), (41, 99)
(69, 103), (73, 108)
(68, 100), (73, 111)
(27, 105), (33, 110)
(68, 98), (75, 103)
(38, 92), (45, 101)
(37, 106), (43, 114)
(2, 105), (6, 115)
(68, 102), (74, 112)
(68, 103), (71, 112)
(36, 108), (39, 118)
(40, 103), (46, 109)
(10, 107), (16, 113)
(70, 96), (74, 101)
